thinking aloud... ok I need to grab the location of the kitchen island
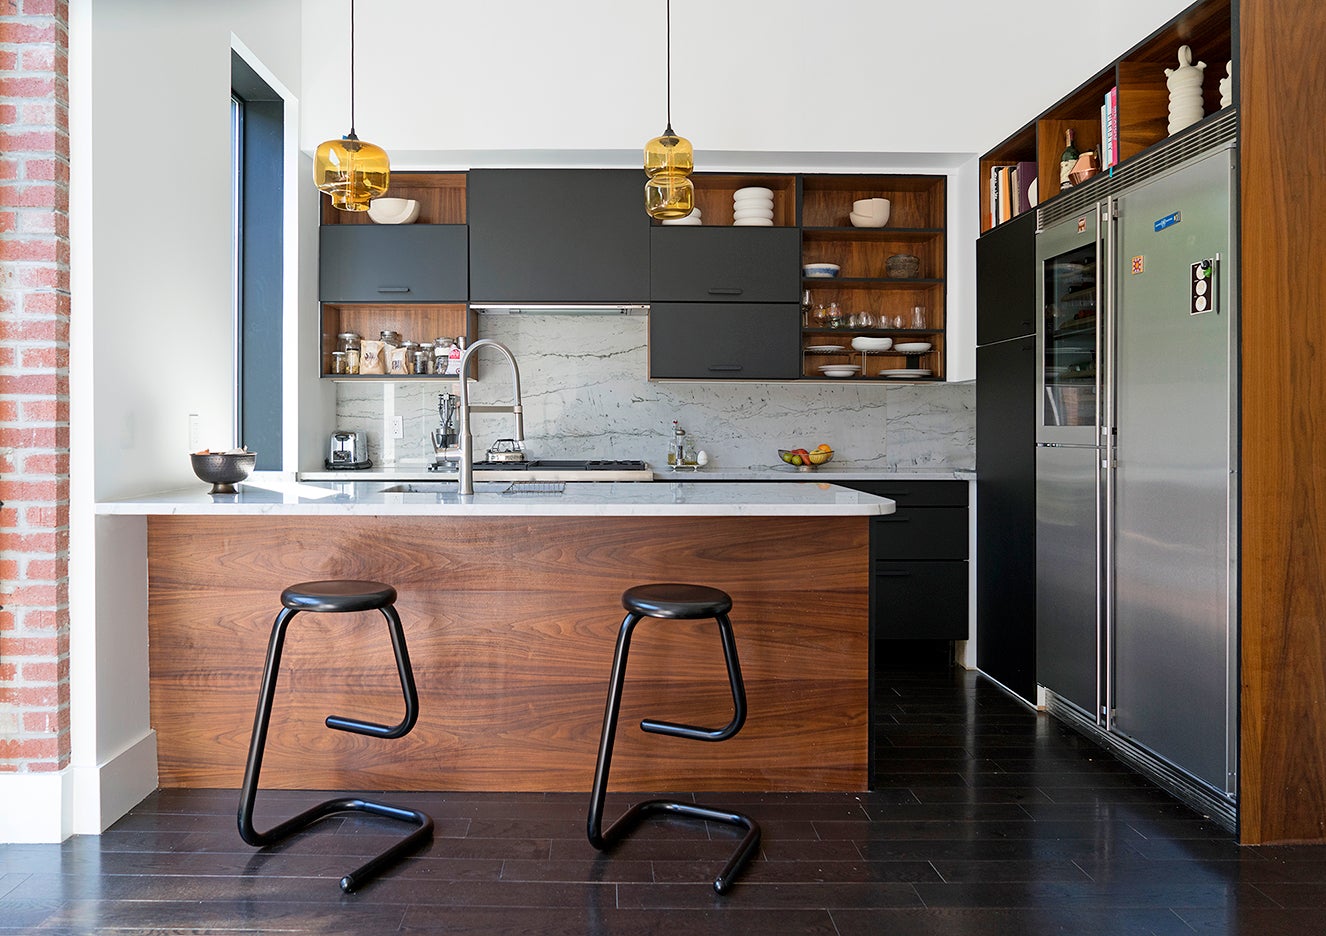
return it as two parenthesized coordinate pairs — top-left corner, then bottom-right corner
(102, 480), (891, 794)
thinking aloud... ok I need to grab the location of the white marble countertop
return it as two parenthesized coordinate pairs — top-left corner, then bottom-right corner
(297, 464), (974, 484)
(96, 479), (895, 518)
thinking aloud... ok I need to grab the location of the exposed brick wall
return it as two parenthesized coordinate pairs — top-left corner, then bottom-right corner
(0, 0), (71, 773)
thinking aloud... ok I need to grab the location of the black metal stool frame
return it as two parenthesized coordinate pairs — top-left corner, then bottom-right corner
(587, 600), (761, 894)
(237, 584), (434, 893)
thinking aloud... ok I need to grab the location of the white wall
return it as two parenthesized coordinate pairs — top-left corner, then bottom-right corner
(300, 0), (1196, 165)
(56, 0), (306, 840)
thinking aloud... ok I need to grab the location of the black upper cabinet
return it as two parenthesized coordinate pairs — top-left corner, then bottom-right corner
(650, 228), (801, 302)
(649, 303), (800, 380)
(976, 209), (1037, 345)
(319, 225), (468, 303)
(468, 169), (650, 304)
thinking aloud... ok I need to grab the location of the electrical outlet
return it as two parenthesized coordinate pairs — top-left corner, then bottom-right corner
(188, 414), (201, 451)
(392, 416), (404, 439)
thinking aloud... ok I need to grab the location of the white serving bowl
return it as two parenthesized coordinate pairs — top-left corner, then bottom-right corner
(733, 217), (773, 226)
(894, 341), (932, 353)
(734, 186), (773, 199)
(851, 336), (893, 351)
(367, 197), (421, 224)
(660, 216), (703, 225)
(802, 262), (840, 278)
(818, 365), (860, 378)
(733, 206), (774, 220)
(849, 211), (888, 228)
(853, 197), (890, 214)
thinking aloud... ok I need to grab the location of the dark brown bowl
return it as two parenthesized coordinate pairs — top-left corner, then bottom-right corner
(190, 452), (255, 494)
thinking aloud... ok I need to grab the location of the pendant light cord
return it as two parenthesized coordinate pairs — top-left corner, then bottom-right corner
(665, 0), (672, 133)
(349, 0), (357, 137)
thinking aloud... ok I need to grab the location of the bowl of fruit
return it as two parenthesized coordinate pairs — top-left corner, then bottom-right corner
(778, 444), (834, 470)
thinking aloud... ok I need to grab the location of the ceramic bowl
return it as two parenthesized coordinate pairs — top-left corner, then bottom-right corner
(885, 254), (921, 278)
(733, 206), (774, 221)
(733, 218), (773, 226)
(190, 451), (256, 494)
(367, 198), (421, 224)
(849, 210), (888, 228)
(894, 341), (932, 353)
(851, 336), (893, 351)
(802, 262), (841, 278)
(734, 186), (773, 199)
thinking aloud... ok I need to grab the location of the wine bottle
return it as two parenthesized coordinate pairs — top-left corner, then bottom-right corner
(1059, 128), (1080, 189)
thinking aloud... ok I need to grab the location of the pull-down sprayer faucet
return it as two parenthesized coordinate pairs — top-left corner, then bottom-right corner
(437, 339), (522, 495)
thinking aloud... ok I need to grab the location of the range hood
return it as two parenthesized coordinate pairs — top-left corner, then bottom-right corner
(471, 304), (649, 316)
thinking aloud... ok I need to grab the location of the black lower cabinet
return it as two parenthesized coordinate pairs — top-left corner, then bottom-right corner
(975, 337), (1037, 703)
(836, 480), (969, 642)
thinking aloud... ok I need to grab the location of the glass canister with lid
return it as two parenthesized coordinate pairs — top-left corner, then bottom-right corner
(336, 331), (361, 374)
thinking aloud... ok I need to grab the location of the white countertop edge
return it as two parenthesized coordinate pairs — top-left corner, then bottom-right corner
(96, 480), (895, 517)
(297, 466), (974, 483)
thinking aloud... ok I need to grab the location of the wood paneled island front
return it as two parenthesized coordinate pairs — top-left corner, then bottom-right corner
(110, 480), (892, 794)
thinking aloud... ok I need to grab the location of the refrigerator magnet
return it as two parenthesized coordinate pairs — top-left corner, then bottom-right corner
(1131, 256), (1145, 275)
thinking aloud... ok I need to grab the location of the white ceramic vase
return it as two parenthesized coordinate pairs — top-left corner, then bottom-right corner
(1164, 45), (1206, 136)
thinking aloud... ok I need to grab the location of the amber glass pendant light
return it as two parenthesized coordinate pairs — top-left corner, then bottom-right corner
(313, 0), (389, 211)
(644, 0), (694, 219)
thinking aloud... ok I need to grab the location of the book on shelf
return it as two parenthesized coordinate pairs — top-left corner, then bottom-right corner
(1015, 161), (1038, 214)
(997, 165), (1013, 222)
(990, 165), (1001, 227)
(1102, 86), (1119, 168)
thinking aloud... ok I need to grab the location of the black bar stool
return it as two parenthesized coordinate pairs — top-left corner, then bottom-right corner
(586, 583), (761, 894)
(237, 580), (434, 893)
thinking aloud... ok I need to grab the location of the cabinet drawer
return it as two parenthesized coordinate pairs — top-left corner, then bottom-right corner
(319, 225), (468, 302)
(650, 228), (801, 303)
(873, 561), (969, 640)
(649, 303), (801, 380)
(836, 479), (968, 508)
(871, 506), (968, 560)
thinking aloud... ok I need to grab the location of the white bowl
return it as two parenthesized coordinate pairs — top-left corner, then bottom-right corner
(818, 365), (860, 378)
(660, 216), (702, 225)
(851, 336), (893, 351)
(802, 263), (840, 277)
(733, 217), (773, 226)
(853, 196), (890, 212)
(849, 211), (888, 228)
(734, 186), (773, 199)
(367, 197), (421, 224)
(733, 206), (774, 220)
(894, 341), (932, 353)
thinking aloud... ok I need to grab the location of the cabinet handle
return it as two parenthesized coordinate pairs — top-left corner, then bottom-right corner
(708, 287), (743, 296)
(877, 515), (912, 523)
(707, 364), (744, 372)
(377, 286), (411, 293)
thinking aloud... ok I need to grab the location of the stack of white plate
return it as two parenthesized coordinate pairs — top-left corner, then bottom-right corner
(660, 206), (703, 226)
(733, 186), (774, 226)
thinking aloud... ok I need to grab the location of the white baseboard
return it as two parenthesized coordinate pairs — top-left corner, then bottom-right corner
(0, 729), (158, 843)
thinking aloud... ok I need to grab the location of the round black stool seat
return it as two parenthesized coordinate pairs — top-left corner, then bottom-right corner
(280, 580), (397, 614)
(622, 583), (732, 619)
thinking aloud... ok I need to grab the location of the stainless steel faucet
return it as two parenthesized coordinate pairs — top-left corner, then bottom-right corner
(435, 339), (522, 495)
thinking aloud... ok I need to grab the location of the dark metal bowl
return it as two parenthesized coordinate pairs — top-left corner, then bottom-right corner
(190, 452), (256, 494)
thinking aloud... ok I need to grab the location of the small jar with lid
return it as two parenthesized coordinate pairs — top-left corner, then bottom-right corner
(336, 332), (361, 374)
(379, 329), (402, 349)
(433, 337), (455, 374)
(400, 340), (420, 374)
(331, 350), (349, 375)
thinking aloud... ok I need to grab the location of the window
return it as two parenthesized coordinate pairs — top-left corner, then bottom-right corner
(230, 50), (283, 470)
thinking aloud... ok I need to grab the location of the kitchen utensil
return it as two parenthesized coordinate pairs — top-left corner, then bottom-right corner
(190, 450), (256, 494)
(486, 438), (527, 462)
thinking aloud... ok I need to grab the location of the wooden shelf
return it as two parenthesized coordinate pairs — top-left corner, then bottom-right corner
(669, 173), (798, 227)
(320, 172), (467, 226)
(979, 0), (1232, 233)
(319, 302), (474, 378)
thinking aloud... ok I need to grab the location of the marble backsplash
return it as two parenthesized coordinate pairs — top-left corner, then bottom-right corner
(335, 315), (974, 470)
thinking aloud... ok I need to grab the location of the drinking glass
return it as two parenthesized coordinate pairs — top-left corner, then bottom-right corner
(911, 306), (928, 329)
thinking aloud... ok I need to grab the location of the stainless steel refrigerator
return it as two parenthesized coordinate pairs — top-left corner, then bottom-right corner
(1034, 140), (1238, 807)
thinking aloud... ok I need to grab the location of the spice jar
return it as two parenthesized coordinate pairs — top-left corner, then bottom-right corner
(379, 329), (401, 349)
(413, 350), (431, 375)
(433, 338), (455, 374)
(400, 340), (420, 374)
(331, 350), (349, 375)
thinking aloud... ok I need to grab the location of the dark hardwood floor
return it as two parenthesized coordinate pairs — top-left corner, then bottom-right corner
(3, 659), (1324, 934)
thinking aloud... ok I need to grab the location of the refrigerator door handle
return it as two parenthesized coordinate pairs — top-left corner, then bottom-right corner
(1100, 195), (1119, 731)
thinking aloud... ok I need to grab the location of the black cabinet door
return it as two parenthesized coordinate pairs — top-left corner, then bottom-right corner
(976, 210), (1036, 345)
(976, 337), (1037, 702)
(650, 228), (801, 302)
(468, 169), (650, 304)
(319, 225), (468, 303)
(874, 561), (969, 640)
(649, 303), (801, 379)
(872, 507), (969, 560)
